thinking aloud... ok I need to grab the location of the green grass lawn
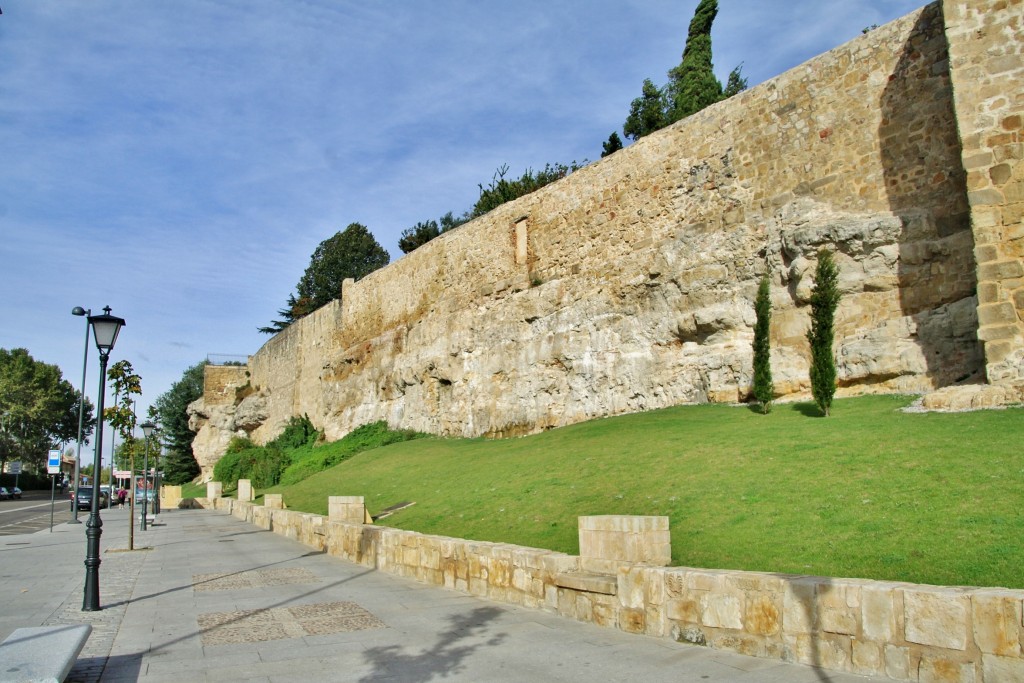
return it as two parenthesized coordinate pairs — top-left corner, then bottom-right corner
(265, 395), (1024, 589)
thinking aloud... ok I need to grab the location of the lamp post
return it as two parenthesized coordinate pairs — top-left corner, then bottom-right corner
(82, 306), (125, 612)
(139, 421), (156, 531)
(70, 307), (91, 524)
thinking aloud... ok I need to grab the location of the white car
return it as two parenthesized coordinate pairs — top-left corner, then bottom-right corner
(0, 487), (9, 500)
(9, 486), (21, 499)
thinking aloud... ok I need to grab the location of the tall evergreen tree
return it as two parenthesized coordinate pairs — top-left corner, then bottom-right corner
(807, 250), (841, 416)
(665, 0), (723, 122)
(153, 361), (207, 485)
(752, 274), (774, 414)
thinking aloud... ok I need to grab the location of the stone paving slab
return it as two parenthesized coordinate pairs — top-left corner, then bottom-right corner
(0, 507), (895, 682)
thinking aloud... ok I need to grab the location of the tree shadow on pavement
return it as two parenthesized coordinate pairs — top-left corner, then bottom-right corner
(359, 607), (507, 682)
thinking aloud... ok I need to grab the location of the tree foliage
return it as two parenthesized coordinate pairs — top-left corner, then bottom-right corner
(601, 132), (624, 158)
(104, 360), (142, 466)
(621, 0), (746, 142)
(807, 250), (841, 416)
(471, 162), (584, 218)
(152, 361), (207, 485)
(261, 223), (390, 333)
(398, 212), (470, 254)
(623, 79), (668, 141)
(752, 274), (774, 414)
(0, 348), (93, 472)
(665, 0), (723, 121)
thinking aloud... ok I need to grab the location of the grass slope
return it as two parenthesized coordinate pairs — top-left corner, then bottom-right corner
(267, 395), (1024, 589)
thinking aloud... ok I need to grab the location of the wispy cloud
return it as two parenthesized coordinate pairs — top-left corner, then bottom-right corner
(0, 0), (925, 421)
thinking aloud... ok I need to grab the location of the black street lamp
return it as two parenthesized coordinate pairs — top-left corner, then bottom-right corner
(140, 420), (157, 531)
(69, 306), (91, 524)
(82, 306), (125, 612)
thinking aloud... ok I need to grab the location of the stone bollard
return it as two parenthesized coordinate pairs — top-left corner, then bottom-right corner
(264, 493), (284, 509)
(161, 485), (182, 510)
(237, 479), (255, 502)
(328, 496), (369, 524)
(578, 515), (671, 574)
(207, 481), (223, 499)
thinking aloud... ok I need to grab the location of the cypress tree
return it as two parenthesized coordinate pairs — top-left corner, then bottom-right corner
(807, 250), (841, 416)
(752, 273), (774, 414)
(665, 0), (723, 122)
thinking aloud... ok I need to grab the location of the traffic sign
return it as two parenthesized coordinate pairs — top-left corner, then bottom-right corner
(47, 449), (62, 475)
(4, 461), (20, 475)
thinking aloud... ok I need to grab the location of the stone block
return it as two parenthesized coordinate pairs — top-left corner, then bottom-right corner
(971, 591), (1022, 656)
(817, 583), (860, 636)
(884, 644), (910, 680)
(702, 592), (743, 630)
(851, 640), (882, 675)
(862, 584), (896, 641)
(783, 579), (816, 635)
(917, 656), (975, 683)
(237, 479), (254, 502)
(982, 654), (1024, 682)
(666, 596), (702, 623)
(904, 588), (969, 650)
(263, 493), (283, 509)
(745, 593), (781, 636)
(578, 515), (670, 567)
(328, 495), (366, 524)
(206, 481), (223, 499)
(977, 302), (1020, 326)
(618, 608), (646, 634)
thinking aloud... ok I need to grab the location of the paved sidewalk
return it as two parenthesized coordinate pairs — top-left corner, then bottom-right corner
(1, 507), (889, 682)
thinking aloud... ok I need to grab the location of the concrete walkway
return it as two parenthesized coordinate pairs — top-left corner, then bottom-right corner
(0, 507), (889, 682)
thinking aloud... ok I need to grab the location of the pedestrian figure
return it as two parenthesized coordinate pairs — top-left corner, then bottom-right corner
(118, 487), (127, 509)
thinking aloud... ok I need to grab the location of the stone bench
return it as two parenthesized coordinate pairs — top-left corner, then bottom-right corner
(554, 572), (617, 595)
(0, 624), (92, 682)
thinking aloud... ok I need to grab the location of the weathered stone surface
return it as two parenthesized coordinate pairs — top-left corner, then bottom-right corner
(905, 588), (969, 651)
(972, 591), (1022, 657)
(193, 1), (1007, 463)
(918, 656), (975, 683)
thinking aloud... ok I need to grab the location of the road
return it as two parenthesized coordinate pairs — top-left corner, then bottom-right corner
(0, 489), (76, 535)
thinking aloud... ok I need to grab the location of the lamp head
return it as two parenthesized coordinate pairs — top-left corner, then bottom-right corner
(72, 306), (89, 317)
(87, 306), (126, 353)
(140, 420), (157, 438)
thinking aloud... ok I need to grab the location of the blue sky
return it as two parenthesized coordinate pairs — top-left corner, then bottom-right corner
(0, 0), (925, 455)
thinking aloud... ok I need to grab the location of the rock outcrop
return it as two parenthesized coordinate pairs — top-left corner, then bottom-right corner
(190, 1), (1024, 476)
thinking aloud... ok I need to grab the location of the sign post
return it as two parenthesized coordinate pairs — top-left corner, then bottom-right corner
(47, 450), (61, 532)
(7, 461), (21, 492)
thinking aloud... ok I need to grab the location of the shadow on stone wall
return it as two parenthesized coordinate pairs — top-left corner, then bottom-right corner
(880, 3), (983, 387)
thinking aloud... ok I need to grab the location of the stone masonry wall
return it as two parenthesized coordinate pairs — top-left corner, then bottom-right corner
(943, 0), (1024, 384)
(187, 1), (1012, 457)
(202, 497), (1024, 682)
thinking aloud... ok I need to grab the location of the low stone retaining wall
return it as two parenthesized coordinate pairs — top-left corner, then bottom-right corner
(197, 496), (1024, 682)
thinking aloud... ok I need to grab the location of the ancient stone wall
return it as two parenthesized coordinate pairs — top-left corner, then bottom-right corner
(942, 0), (1024, 384)
(203, 497), (1024, 682)
(190, 0), (1022, 462)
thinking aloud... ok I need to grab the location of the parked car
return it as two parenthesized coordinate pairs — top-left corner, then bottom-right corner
(71, 487), (109, 511)
(9, 486), (21, 499)
(0, 487), (9, 500)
